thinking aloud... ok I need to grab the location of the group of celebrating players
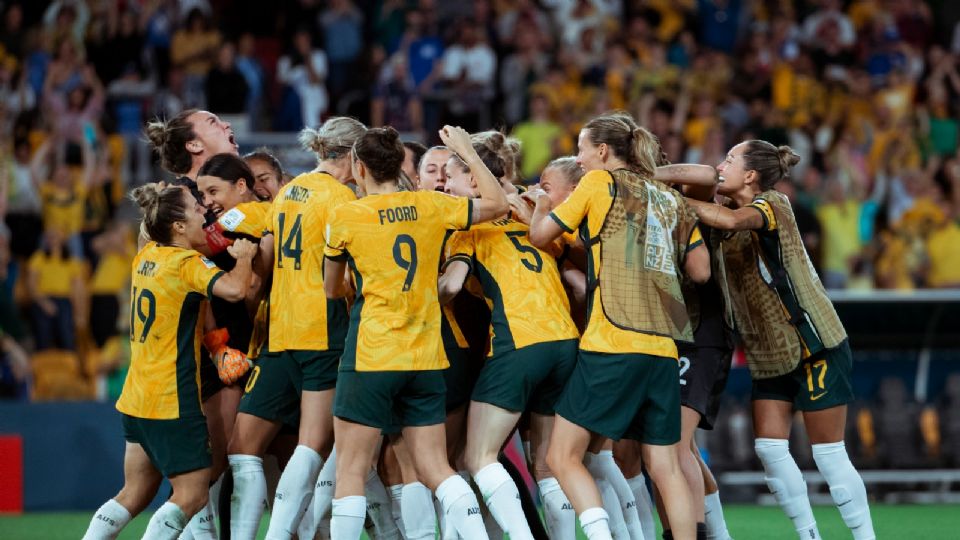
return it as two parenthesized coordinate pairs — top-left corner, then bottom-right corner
(80, 106), (877, 540)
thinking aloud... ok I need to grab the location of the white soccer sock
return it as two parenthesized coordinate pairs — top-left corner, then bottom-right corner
(597, 479), (629, 540)
(755, 438), (820, 539)
(401, 483), (437, 540)
(331, 495), (367, 540)
(436, 474), (489, 540)
(626, 474), (656, 540)
(82, 498), (132, 540)
(184, 498), (217, 540)
(229, 454), (268, 540)
(266, 445), (323, 540)
(179, 527), (194, 540)
(436, 496), (458, 540)
(812, 442), (875, 540)
(143, 501), (188, 540)
(366, 469), (402, 539)
(473, 462), (533, 540)
(388, 484), (407, 539)
(208, 473), (223, 527)
(537, 477), (575, 540)
(314, 447), (337, 540)
(587, 451), (644, 540)
(298, 500), (317, 540)
(579, 507), (613, 540)
(703, 491), (732, 540)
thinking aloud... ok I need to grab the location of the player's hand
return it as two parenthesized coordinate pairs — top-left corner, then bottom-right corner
(228, 238), (257, 261)
(213, 346), (252, 385)
(507, 193), (532, 224)
(438, 125), (473, 159)
(527, 187), (553, 211)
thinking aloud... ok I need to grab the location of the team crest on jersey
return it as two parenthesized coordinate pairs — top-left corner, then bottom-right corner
(200, 256), (217, 268)
(220, 208), (247, 231)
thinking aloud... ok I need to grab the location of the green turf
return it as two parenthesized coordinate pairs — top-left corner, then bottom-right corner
(0, 504), (955, 539)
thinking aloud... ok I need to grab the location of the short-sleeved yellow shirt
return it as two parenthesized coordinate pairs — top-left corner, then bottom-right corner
(116, 243), (223, 419)
(325, 190), (472, 371)
(446, 217), (578, 356)
(217, 200), (272, 239)
(27, 251), (85, 297)
(268, 172), (357, 352)
(549, 170), (702, 358)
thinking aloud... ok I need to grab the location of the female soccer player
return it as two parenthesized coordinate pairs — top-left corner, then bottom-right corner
(322, 125), (508, 540)
(685, 141), (875, 540)
(527, 112), (711, 540)
(81, 183), (256, 540)
(441, 136), (580, 540)
(244, 148), (289, 201)
(146, 110), (250, 537)
(231, 117), (367, 540)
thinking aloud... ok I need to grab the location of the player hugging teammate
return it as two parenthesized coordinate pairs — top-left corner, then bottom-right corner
(82, 110), (874, 540)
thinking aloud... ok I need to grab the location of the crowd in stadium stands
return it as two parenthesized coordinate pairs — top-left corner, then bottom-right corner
(0, 1), (959, 415)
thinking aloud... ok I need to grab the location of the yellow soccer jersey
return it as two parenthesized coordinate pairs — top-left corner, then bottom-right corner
(116, 242), (223, 419)
(217, 200), (272, 239)
(324, 190), (472, 371)
(550, 170), (702, 358)
(268, 172), (356, 352)
(446, 217), (578, 356)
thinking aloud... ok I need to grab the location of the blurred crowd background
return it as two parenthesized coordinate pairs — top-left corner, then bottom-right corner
(1, 0), (960, 478)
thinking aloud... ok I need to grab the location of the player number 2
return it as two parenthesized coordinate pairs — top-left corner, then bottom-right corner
(393, 234), (418, 291)
(129, 287), (156, 343)
(678, 356), (690, 386)
(277, 212), (303, 270)
(804, 359), (827, 393)
(506, 231), (543, 273)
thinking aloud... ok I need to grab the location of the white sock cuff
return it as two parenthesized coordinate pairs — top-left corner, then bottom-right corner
(597, 449), (614, 459)
(755, 438), (789, 449)
(158, 501), (187, 523)
(332, 496), (367, 518)
(228, 454), (263, 469)
(388, 484), (404, 499)
(474, 462), (511, 494)
(812, 441), (847, 457)
(536, 477), (562, 495)
(626, 474), (646, 488)
(293, 444), (322, 461)
(579, 507), (609, 527)
(436, 474), (473, 507)
(755, 438), (791, 463)
(105, 498), (132, 521)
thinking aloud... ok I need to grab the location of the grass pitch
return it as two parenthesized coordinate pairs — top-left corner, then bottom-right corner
(0, 504), (954, 539)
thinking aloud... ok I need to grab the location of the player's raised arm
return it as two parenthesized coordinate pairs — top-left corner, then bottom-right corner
(439, 125), (508, 223)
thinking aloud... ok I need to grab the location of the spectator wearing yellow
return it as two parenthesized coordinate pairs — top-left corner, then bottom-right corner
(26, 228), (85, 351)
(511, 94), (562, 181)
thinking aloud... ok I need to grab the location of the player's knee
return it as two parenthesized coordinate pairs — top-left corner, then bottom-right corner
(545, 444), (576, 475)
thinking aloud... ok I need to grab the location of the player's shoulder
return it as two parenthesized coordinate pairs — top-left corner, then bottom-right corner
(581, 169), (612, 186)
